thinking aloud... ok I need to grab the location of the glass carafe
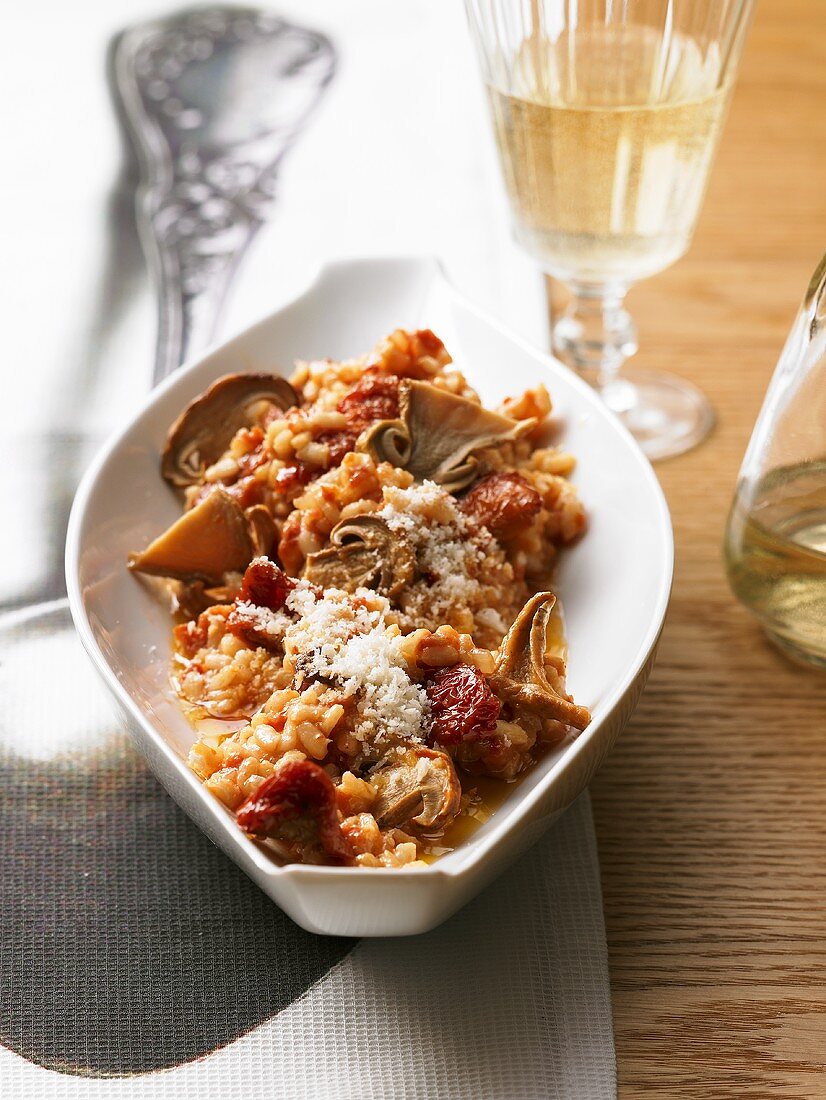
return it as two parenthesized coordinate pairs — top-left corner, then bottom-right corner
(724, 252), (826, 667)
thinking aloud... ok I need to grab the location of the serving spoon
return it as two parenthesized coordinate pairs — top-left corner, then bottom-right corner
(112, 5), (335, 384)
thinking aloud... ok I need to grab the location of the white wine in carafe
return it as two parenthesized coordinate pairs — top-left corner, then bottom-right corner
(725, 462), (826, 664)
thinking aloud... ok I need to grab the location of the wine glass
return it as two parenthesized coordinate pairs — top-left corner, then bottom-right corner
(464, 0), (755, 460)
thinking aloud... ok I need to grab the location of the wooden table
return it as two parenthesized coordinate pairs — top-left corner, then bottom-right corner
(558, 2), (826, 1095)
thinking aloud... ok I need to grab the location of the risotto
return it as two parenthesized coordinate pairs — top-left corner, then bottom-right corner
(129, 328), (590, 868)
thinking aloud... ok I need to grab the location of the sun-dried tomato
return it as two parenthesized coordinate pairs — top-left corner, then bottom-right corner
(239, 558), (294, 610)
(173, 614), (210, 659)
(225, 474), (266, 509)
(413, 328), (446, 361)
(460, 471), (542, 539)
(236, 759), (354, 866)
(211, 429), (269, 507)
(235, 427), (266, 466)
(425, 663), (501, 746)
(337, 370), (401, 434)
(225, 605), (277, 651)
(273, 462), (314, 497)
(276, 373), (400, 478)
(314, 428), (359, 466)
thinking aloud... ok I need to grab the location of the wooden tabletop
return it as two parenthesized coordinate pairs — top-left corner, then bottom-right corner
(556, 2), (826, 1095)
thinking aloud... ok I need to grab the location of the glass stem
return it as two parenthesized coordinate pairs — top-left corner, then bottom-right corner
(552, 283), (639, 414)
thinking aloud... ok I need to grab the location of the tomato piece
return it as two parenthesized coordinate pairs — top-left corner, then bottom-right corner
(239, 558), (294, 610)
(314, 428), (359, 466)
(337, 370), (401, 434)
(425, 663), (501, 745)
(236, 759), (354, 866)
(173, 615), (209, 659)
(460, 472), (542, 538)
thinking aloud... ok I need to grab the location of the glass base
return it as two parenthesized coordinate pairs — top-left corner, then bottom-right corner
(600, 369), (715, 461)
(763, 628), (826, 670)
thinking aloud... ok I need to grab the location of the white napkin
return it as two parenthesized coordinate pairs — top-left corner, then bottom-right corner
(0, 1), (616, 1096)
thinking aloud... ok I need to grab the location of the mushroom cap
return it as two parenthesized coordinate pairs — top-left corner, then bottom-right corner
(490, 592), (591, 731)
(162, 373), (299, 487)
(359, 380), (534, 493)
(302, 514), (416, 598)
(371, 746), (462, 831)
(128, 489), (255, 584)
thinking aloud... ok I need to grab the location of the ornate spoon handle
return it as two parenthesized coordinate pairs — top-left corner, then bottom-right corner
(113, 6), (335, 384)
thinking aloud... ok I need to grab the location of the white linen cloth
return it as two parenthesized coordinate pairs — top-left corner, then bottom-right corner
(0, 1), (616, 1096)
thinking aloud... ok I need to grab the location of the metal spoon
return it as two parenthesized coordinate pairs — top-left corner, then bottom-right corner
(113, 6), (335, 384)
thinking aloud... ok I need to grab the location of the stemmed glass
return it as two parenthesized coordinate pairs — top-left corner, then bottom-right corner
(464, 0), (755, 460)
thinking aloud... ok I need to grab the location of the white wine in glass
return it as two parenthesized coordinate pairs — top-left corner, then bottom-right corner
(465, 3), (755, 460)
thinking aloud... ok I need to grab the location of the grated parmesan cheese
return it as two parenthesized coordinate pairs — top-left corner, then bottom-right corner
(283, 582), (428, 747)
(378, 481), (491, 618)
(232, 601), (292, 642)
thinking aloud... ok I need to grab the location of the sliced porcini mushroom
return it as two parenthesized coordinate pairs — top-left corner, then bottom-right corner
(172, 579), (240, 620)
(129, 489), (255, 584)
(245, 504), (277, 558)
(162, 373), (299, 487)
(490, 592), (591, 731)
(302, 514), (416, 597)
(359, 379), (534, 493)
(371, 746), (462, 831)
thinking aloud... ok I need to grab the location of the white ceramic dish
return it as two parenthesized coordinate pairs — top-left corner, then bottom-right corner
(66, 256), (672, 937)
